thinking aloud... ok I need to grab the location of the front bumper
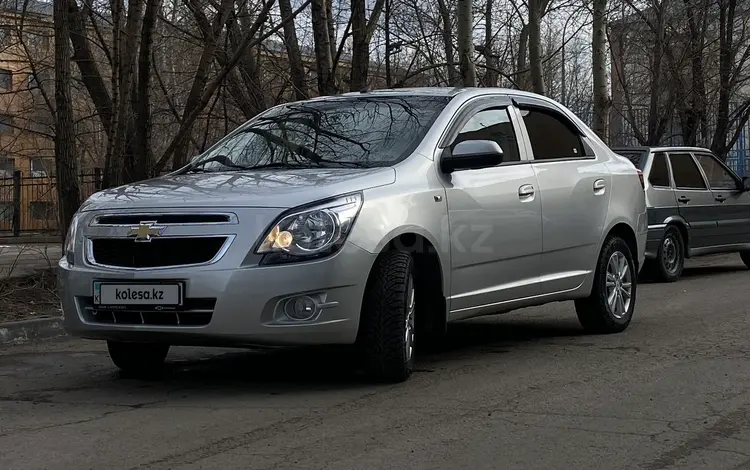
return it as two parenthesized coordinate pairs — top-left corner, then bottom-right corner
(58, 242), (377, 347)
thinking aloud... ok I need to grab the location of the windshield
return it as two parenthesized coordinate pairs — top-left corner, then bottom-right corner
(189, 95), (451, 172)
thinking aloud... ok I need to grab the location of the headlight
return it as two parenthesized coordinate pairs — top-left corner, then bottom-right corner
(256, 193), (363, 264)
(63, 212), (81, 265)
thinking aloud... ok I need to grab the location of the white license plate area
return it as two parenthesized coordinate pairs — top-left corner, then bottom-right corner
(93, 282), (184, 308)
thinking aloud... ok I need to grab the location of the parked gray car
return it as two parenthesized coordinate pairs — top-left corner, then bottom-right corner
(613, 146), (750, 282)
(59, 88), (647, 382)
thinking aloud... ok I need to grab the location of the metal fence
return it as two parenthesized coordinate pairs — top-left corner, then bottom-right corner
(0, 170), (103, 236)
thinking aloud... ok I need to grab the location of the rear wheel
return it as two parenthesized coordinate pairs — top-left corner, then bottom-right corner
(107, 341), (169, 377)
(357, 250), (415, 383)
(651, 226), (685, 282)
(575, 236), (637, 334)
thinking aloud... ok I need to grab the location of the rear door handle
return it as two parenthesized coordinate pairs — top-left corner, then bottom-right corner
(678, 196), (691, 203)
(518, 184), (535, 200)
(715, 195), (726, 203)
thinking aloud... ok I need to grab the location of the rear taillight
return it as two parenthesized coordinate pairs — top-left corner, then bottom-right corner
(636, 169), (645, 190)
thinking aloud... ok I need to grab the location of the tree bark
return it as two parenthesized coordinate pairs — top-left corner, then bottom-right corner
(350, 0), (368, 90)
(483, 0), (498, 87)
(437, 0), (457, 85)
(592, 0), (608, 141)
(133, 0), (161, 181)
(311, 0), (336, 94)
(278, 0), (308, 100)
(528, 0), (544, 94)
(456, 0), (476, 87)
(54, 0), (81, 235)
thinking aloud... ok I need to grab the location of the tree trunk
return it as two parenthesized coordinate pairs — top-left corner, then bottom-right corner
(133, 0), (160, 181)
(484, 0), (498, 87)
(311, 0), (336, 95)
(710, 0), (736, 159)
(528, 0), (544, 94)
(54, 0), (81, 235)
(517, 24), (529, 90)
(278, 0), (308, 100)
(437, 0), (457, 85)
(592, 0), (608, 141)
(456, 0), (476, 87)
(350, 0), (368, 90)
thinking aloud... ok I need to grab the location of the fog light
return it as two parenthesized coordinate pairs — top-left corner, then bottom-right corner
(285, 295), (317, 321)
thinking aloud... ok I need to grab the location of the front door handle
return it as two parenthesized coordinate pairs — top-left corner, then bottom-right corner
(593, 179), (606, 194)
(677, 196), (691, 203)
(518, 184), (535, 200)
(715, 195), (726, 203)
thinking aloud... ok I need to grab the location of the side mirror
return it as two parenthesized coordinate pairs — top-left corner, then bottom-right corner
(743, 177), (750, 191)
(441, 140), (504, 173)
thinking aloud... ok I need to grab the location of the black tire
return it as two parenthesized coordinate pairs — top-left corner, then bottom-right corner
(357, 250), (416, 383)
(740, 251), (750, 269)
(575, 236), (637, 334)
(650, 226), (685, 282)
(107, 341), (169, 377)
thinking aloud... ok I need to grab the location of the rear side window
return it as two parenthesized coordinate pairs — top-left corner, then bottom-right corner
(520, 108), (584, 160)
(668, 153), (707, 190)
(693, 153), (737, 190)
(648, 152), (671, 187)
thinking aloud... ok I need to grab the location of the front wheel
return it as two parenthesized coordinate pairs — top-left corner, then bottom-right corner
(357, 250), (416, 383)
(575, 236), (637, 334)
(107, 341), (170, 377)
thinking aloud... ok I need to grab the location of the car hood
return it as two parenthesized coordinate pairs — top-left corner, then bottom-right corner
(79, 167), (396, 211)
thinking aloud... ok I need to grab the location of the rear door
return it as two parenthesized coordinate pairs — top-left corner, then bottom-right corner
(513, 96), (611, 294)
(693, 152), (750, 246)
(667, 152), (716, 249)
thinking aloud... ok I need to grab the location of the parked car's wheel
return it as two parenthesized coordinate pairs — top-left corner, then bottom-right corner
(740, 251), (750, 269)
(575, 236), (637, 334)
(357, 250), (415, 383)
(651, 226), (685, 282)
(107, 341), (169, 376)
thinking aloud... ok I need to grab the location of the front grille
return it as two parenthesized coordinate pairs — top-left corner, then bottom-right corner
(91, 237), (227, 268)
(95, 214), (231, 225)
(79, 297), (215, 327)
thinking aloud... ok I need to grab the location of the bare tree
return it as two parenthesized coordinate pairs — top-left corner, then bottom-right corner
(456, 0), (476, 86)
(592, 0), (608, 140)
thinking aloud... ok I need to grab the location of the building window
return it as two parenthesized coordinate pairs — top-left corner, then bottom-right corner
(30, 158), (53, 177)
(0, 115), (13, 134)
(0, 157), (14, 178)
(0, 69), (11, 90)
(0, 26), (11, 48)
(30, 201), (54, 221)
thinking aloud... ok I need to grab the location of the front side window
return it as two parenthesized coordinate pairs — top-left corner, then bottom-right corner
(694, 153), (737, 190)
(648, 152), (671, 187)
(190, 96), (450, 171)
(453, 107), (520, 163)
(669, 153), (707, 190)
(520, 107), (584, 160)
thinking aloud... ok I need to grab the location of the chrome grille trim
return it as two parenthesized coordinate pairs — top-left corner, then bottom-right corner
(90, 212), (238, 227)
(84, 234), (236, 271)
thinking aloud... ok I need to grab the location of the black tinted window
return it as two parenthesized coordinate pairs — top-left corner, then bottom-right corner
(194, 96), (450, 170)
(648, 152), (670, 187)
(613, 149), (647, 169)
(694, 153), (737, 190)
(669, 153), (707, 189)
(520, 108), (583, 160)
(454, 108), (520, 162)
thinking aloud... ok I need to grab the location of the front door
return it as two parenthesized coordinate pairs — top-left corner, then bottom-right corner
(441, 103), (542, 316)
(667, 152), (717, 249)
(514, 102), (611, 294)
(693, 152), (750, 246)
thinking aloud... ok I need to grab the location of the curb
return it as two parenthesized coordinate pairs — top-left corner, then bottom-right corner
(0, 316), (65, 345)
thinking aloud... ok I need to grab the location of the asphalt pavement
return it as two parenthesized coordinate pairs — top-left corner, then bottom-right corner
(2, 254), (750, 469)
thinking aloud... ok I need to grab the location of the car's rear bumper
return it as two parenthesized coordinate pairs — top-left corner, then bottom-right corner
(58, 242), (376, 347)
(644, 224), (666, 259)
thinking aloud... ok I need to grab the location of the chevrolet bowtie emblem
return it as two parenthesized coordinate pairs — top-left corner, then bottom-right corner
(127, 221), (165, 242)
